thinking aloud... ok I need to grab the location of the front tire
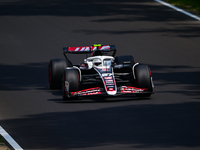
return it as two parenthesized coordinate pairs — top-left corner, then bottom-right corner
(63, 68), (80, 100)
(134, 64), (153, 97)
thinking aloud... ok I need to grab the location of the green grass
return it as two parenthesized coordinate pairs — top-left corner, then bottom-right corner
(0, 136), (10, 150)
(0, 136), (4, 143)
(164, 0), (200, 15)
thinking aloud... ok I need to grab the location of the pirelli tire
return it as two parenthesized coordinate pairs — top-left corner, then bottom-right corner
(134, 64), (153, 97)
(49, 59), (70, 89)
(62, 68), (80, 100)
(115, 55), (135, 66)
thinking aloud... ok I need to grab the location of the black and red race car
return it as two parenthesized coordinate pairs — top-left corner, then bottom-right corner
(49, 44), (154, 100)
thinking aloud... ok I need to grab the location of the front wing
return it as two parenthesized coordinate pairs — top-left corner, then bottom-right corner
(69, 86), (152, 97)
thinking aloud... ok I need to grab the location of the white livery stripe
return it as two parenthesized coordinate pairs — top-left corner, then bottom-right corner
(100, 45), (110, 50)
(155, 0), (200, 21)
(80, 47), (85, 51)
(84, 47), (90, 51)
(0, 126), (23, 150)
(75, 47), (79, 51)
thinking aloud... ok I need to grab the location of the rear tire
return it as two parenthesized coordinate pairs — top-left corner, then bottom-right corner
(49, 59), (71, 89)
(115, 55), (135, 66)
(134, 64), (152, 97)
(63, 68), (80, 100)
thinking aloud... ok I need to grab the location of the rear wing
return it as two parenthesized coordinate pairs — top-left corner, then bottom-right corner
(63, 45), (116, 54)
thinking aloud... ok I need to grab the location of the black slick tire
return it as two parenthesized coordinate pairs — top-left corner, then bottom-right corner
(115, 55), (135, 66)
(134, 64), (152, 97)
(63, 68), (80, 100)
(49, 59), (71, 89)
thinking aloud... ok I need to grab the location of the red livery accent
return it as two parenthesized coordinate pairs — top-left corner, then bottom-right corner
(68, 46), (91, 52)
(68, 45), (111, 52)
(104, 77), (112, 79)
(121, 86), (147, 93)
(71, 87), (102, 96)
(102, 68), (110, 71)
(91, 45), (110, 50)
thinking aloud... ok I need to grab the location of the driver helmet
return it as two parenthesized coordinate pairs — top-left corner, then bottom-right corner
(93, 59), (102, 67)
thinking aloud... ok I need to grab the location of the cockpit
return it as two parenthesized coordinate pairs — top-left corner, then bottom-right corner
(85, 56), (114, 69)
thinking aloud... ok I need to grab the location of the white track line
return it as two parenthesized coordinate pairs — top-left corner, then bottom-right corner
(0, 126), (23, 150)
(155, 0), (200, 21)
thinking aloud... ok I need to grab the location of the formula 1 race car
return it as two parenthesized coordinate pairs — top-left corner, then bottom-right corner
(49, 44), (154, 100)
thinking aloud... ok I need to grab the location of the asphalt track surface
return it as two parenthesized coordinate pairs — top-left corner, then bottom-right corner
(0, 0), (200, 149)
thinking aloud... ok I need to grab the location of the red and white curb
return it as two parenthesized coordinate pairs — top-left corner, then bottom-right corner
(155, 0), (200, 21)
(0, 126), (23, 150)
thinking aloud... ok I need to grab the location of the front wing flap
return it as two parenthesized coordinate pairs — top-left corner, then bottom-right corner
(70, 87), (104, 96)
(119, 86), (148, 94)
